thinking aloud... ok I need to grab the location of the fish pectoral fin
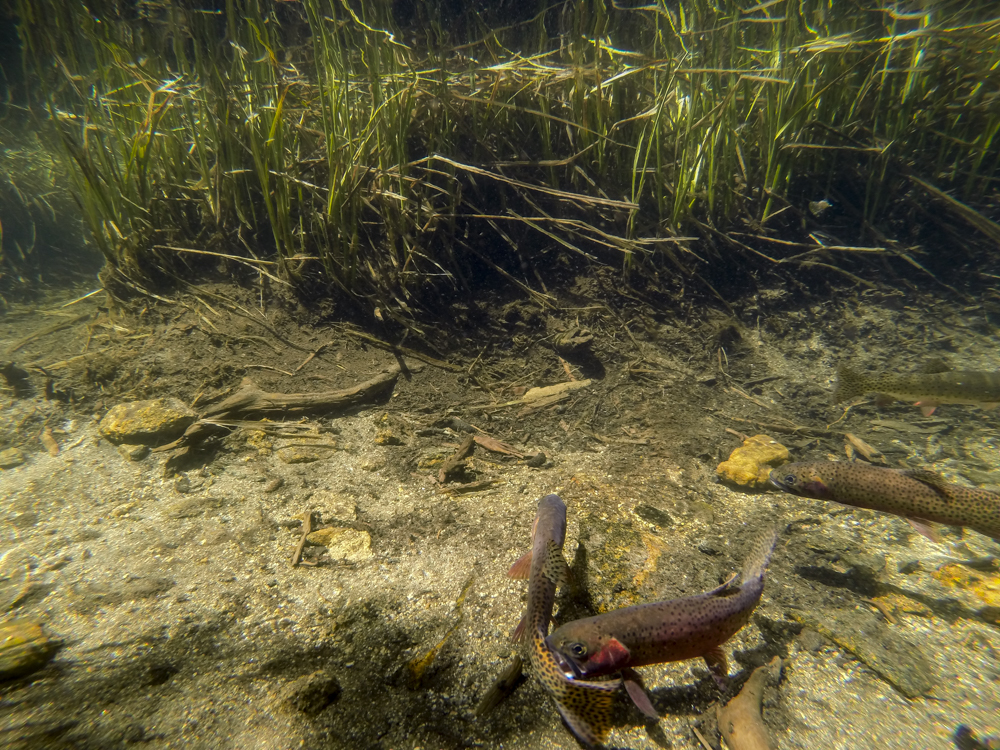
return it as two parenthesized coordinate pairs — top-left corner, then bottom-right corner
(703, 646), (729, 689)
(507, 551), (532, 579)
(511, 615), (527, 643)
(621, 668), (658, 720)
(906, 517), (944, 544)
(916, 402), (938, 416)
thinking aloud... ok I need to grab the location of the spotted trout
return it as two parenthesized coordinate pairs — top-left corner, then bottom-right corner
(545, 528), (778, 713)
(505, 494), (622, 747)
(769, 462), (1000, 543)
(833, 364), (1000, 415)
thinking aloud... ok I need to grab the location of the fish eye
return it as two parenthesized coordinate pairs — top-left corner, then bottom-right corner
(569, 642), (587, 658)
(784, 475), (796, 484)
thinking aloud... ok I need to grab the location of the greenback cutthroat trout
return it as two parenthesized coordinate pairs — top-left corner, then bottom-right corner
(505, 494), (622, 747)
(545, 528), (778, 712)
(834, 364), (1000, 415)
(769, 462), (1000, 543)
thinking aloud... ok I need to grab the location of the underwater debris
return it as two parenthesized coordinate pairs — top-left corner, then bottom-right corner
(715, 656), (782, 750)
(0, 447), (26, 469)
(717, 434), (790, 488)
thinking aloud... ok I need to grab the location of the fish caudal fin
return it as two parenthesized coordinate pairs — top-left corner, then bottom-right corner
(740, 527), (779, 584)
(475, 655), (525, 717)
(833, 364), (867, 403)
(553, 678), (621, 748)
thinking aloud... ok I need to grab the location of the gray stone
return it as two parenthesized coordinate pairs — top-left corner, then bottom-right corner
(790, 607), (936, 698)
(0, 447), (26, 469)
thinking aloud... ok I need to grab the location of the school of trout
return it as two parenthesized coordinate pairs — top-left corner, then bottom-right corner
(479, 361), (1000, 747)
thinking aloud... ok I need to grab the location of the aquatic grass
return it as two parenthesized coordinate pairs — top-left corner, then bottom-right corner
(11, 0), (1000, 315)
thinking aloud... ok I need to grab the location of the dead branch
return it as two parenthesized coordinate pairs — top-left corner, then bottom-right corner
(716, 657), (782, 750)
(158, 365), (401, 452)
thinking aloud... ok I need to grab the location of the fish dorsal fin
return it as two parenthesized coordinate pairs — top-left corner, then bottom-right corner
(542, 540), (569, 588)
(507, 551), (532, 579)
(901, 468), (951, 496)
(706, 572), (740, 598)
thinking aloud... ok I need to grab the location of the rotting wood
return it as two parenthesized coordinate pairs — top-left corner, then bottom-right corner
(291, 511), (315, 568)
(716, 657), (781, 750)
(438, 434), (475, 483)
(343, 329), (462, 372)
(157, 365), (401, 452)
(5, 313), (93, 355)
(844, 432), (885, 464)
(473, 434), (525, 458)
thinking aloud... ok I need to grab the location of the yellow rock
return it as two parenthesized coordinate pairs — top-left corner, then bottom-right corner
(276, 446), (323, 464)
(98, 398), (198, 445)
(932, 563), (1000, 608)
(717, 434), (790, 488)
(305, 527), (372, 562)
(0, 619), (57, 680)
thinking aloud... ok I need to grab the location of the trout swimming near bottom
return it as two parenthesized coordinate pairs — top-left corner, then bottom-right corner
(545, 527), (778, 715)
(833, 364), (1000, 415)
(769, 461), (1000, 543)
(491, 494), (622, 748)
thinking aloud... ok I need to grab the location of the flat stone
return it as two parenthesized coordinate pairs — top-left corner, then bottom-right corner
(790, 606), (936, 698)
(117, 443), (150, 461)
(276, 446), (323, 464)
(0, 447), (26, 469)
(99, 398), (198, 445)
(305, 527), (372, 562)
(309, 490), (357, 522)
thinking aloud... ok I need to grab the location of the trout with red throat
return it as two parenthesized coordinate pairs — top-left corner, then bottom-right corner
(769, 461), (1000, 543)
(545, 528), (778, 713)
(503, 494), (622, 747)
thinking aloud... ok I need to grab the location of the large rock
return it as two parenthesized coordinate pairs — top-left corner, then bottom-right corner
(99, 398), (198, 445)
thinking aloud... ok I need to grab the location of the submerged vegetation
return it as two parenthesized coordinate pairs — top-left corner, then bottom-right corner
(5, 0), (1000, 315)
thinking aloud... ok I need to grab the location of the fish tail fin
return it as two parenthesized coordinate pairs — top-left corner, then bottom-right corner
(553, 679), (621, 748)
(740, 526), (779, 584)
(833, 364), (866, 403)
